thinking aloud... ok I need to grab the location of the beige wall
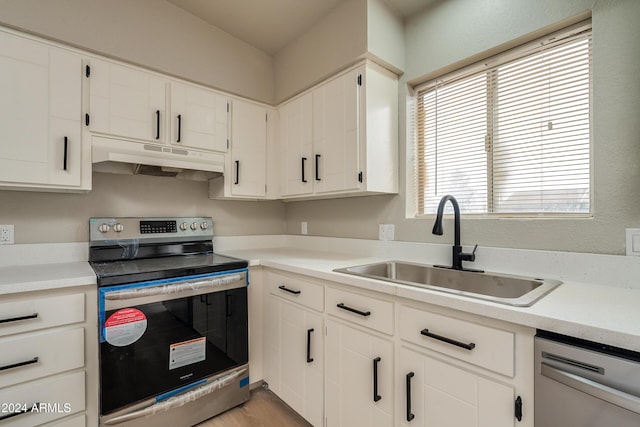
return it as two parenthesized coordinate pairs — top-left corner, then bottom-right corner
(0, 0), (274, 103)
(0, 173), (285, 243)
(286, 0), (640, 255)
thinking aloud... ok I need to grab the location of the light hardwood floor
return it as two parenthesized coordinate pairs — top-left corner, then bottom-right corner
(196, 385), (312, 427)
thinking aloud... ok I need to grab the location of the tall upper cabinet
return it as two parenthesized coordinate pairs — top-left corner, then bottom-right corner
(0, 29), (88, 191)
(279, 61), (398, 200)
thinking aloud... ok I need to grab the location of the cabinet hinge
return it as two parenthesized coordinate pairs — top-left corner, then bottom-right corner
(85, 114), (90, 126)
(358, 171), (363, 183)
(357, 74), (362, 86)
(85, 65), (90, 78)
(514, 396), (523, 422)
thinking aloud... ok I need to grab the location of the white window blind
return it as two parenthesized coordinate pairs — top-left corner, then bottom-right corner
(416, 22), (592, 215)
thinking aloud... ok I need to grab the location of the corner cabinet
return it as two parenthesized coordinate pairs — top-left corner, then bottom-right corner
(279, 61), (398, 200)
(0, 29), (89, 192)
(261, 268), (535, 427)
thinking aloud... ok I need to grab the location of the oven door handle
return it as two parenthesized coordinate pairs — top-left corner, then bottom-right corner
(541, 362), (640, 414)
(104, 274), (244, 301)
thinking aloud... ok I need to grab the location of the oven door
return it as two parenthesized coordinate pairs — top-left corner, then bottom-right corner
(98, 269), (249, 416)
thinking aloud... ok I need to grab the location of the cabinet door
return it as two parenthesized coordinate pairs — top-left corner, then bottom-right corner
(279, 93), (313, 196)
(89, 58), (166, 142)
(313, 68), (361, 194)
(399, 346), (515, 427)
(0, 32), (82, 188)
(230, 100), (266, 197)
(264, 295), (323, 426)
(325, 319), (393, 427)
(170, 81), (228, 152)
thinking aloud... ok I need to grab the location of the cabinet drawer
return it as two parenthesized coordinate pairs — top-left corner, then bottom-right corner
(266, 271), (324, 312)
(325, 287), (393, 335)
(399, 305), (515, 377)
(0, 294), (84, 337)
(0, 328), (84, 388)
(0, 371), (85, 426)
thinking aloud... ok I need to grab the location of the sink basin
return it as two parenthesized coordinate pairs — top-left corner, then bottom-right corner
(333, 261), (561, 306)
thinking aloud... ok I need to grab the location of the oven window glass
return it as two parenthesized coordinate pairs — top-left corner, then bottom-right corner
(99, 287), (248, 414)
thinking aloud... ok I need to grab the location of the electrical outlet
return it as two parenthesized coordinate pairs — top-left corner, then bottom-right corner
(379, 224), (395, 241)
(301, 221), (308, 235)
(0, 225), (14, 245)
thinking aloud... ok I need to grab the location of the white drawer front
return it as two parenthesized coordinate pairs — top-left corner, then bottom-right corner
(43, 414), (85, 427)
(0, 371), (85, 426)
(399, 305), (515, 377)
(0, 294), (84, 337)
(266, 271), (324, 312)
(325, 287), (394, 335)
(0, 328), (84, 388)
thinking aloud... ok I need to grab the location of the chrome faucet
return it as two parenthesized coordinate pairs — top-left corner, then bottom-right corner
(432, 195), (483, 272)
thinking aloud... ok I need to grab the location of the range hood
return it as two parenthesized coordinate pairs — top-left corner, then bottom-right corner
(92, 136), (224, 181)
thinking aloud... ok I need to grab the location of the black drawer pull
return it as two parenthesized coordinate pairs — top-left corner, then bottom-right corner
(177, 114), (182, 142)
(278, 285), (301, 295)
(315, 154), (321, 181)
(306, 328), (314, 363)
(0, 313), (38, 324)
(155, 110), (160, 140)
(234, 160), (240, 185)
(63, 136), (68, 171)
(420, 328), (476, 350)
(337, 303), (370, 317)
(373, 356), (382, 402)
(0, 357), (39, 372)
(0, 403), (39, 421)
(406, 372), (415, 422)
(301, 157), (307, 183)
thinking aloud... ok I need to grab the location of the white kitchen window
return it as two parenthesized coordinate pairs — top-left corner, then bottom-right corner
(415, 21), (592, 216)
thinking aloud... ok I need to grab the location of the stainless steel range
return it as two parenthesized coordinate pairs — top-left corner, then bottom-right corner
(89, 217), (250, 427)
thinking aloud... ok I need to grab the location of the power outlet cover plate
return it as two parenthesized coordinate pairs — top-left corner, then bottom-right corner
(0, 225), (14, 245)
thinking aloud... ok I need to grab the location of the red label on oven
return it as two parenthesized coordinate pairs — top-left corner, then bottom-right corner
(105, 308), (147, 347)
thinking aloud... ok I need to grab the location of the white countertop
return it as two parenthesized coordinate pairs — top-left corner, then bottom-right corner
(220, 246), (640, 352)
(0, 261), (97, 295)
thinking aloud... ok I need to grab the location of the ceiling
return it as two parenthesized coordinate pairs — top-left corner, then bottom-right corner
(167, 0), (430, 55)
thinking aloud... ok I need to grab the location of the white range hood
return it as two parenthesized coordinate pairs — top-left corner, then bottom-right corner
(91, 136), (224, 181)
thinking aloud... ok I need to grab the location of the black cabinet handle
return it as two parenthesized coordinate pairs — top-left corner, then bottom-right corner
(0, 313), (38, 324)
(306, 328), (314, 363)
(373, 356), (382, 402)
(278, 285), (301, 295)
(406, 372), (415, 422)
(0, 403), (39, 421)
(301, 157), (307, 183)
(515, 396), (523, 421)
(63, 136), (68, 171)
(234, 160), (240, 185)
(420, 328), (476, 351)
(315, 154), (321, 181)
(155, 110), (160, 140)
(0, 357), (39, 372)
(337, 303), (371, 317)
(177, 114), (182, 142)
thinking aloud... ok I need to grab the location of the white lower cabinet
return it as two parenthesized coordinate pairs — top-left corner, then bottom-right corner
(263, 271), (324, 426)
(325, 319), (393, 427)
(261, 269), (534, 427)
(399, 345), (515, 427)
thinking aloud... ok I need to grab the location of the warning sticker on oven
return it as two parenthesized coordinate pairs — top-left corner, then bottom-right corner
(104, 308), (147, 347)
(169, 337), (206, 370)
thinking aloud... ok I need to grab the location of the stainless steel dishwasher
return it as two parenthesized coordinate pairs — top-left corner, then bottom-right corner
(535, 330), (640, 426)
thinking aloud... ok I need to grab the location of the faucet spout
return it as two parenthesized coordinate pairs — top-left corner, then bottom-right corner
(431, 195), (482, 272)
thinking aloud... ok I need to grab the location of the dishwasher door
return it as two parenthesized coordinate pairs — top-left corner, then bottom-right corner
(535, 331), (640, 427)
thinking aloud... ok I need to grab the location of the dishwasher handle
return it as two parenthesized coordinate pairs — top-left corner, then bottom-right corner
(541, 362), (640, 414)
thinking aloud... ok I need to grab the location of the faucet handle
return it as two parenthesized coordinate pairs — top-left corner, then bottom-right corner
(460, 244), (478, 262)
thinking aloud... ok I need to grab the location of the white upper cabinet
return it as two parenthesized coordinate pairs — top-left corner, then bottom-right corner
(88, 59), (229, 153)
(0, 29), (87, 191)
(278, 61), (398, 200)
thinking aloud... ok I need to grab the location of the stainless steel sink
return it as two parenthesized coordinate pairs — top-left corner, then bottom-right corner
(333, 261), (561, 306)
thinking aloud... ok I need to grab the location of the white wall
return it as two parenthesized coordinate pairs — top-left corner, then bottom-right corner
(285, 0), (640, 255)
(0, 0), (274, 103)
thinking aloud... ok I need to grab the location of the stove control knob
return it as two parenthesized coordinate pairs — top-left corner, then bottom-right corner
(200, 222), (208, 230)
(113, 223), (124, 232)
(180, 222), (188, 231)
(98, 223), (111, 233)
(190, 222), (198, 231)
